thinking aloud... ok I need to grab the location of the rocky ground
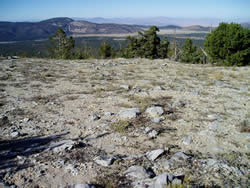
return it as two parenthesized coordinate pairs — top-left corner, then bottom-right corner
(0, 58), (249, 188)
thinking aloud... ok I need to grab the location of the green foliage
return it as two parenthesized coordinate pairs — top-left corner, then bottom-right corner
(180, 38), (204, 64)
(48, 28), (75, 59)
(204, 22), (250, 66)
(124, 26), (169, 59)
(98, 41), (112, 58)
(158, 37), (170, 58)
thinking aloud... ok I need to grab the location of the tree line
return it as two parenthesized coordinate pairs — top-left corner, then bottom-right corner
(48, 23), (250, 66)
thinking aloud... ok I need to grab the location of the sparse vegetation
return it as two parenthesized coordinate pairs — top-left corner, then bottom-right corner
(110, 120), (131, 134)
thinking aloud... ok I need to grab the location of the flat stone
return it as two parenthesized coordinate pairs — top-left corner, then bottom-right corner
(94, 155), (116, 167)
(146, 106), (164, 117)
(119, 108), (140, 119)
(124, 166), (154, 180)
(146, 149), (165, 161)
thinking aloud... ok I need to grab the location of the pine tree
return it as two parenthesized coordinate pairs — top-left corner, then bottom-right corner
(180, 38), (203, 64)
(48, 28), (75, 59)
(158, 37), (170, 59)
(98, 41), (112, 58)
(204, 23), (250, 66)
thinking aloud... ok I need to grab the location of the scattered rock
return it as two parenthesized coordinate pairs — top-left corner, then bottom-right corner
(152, 116), (165, 123)
(146, 149), (165, 161)
(144, 127), (152, 134)
(207, 114), (219, 121)
(154, 173), (173, 187)
(67, 184), (96, 188)
(182, 136), (193, 145)
(90, 114), (100, 121)
(94, 155), (116, 167)
(120, 84), (131, 90)
(124, 166), (155, 180)
(148, 130), (159, 138)
(163, 152), (191, 169)
(49, 140), (76, 153)
(119, 108), (140, 119)
(10, 131), (19, 138)
(23, 118), (30, 123)
(146, 106), (164, 117)
(153, 86), (165, 91)
(104, 112), (114, 117)
(170, 152), (191, 162)
(65, 164), (79, 176)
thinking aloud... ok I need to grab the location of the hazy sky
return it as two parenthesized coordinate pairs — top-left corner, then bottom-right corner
(0, 0), (249, 21)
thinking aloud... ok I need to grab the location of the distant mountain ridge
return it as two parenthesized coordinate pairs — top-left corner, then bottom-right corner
(0, 17), (142, 41)
(0, 17), (248, 42)
(74, 17), (222, 27)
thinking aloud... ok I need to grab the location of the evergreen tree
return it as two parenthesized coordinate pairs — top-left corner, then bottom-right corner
(98, 41), (112, 58)
(180, 38), (203, 64)
(48, 28), (75, 59)
(158, 37), (170, 59)
(204, 23), (250, 66)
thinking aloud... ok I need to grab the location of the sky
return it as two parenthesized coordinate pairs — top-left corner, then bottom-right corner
(0, 0), (249, 21)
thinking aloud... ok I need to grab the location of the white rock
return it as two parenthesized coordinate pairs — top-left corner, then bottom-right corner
(146, 149), (165, 161)
(148, 130), (159, 138)
(10, 131), (19, 137)
(146, 106), (164, 117)
(119, 108), (140, 119)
